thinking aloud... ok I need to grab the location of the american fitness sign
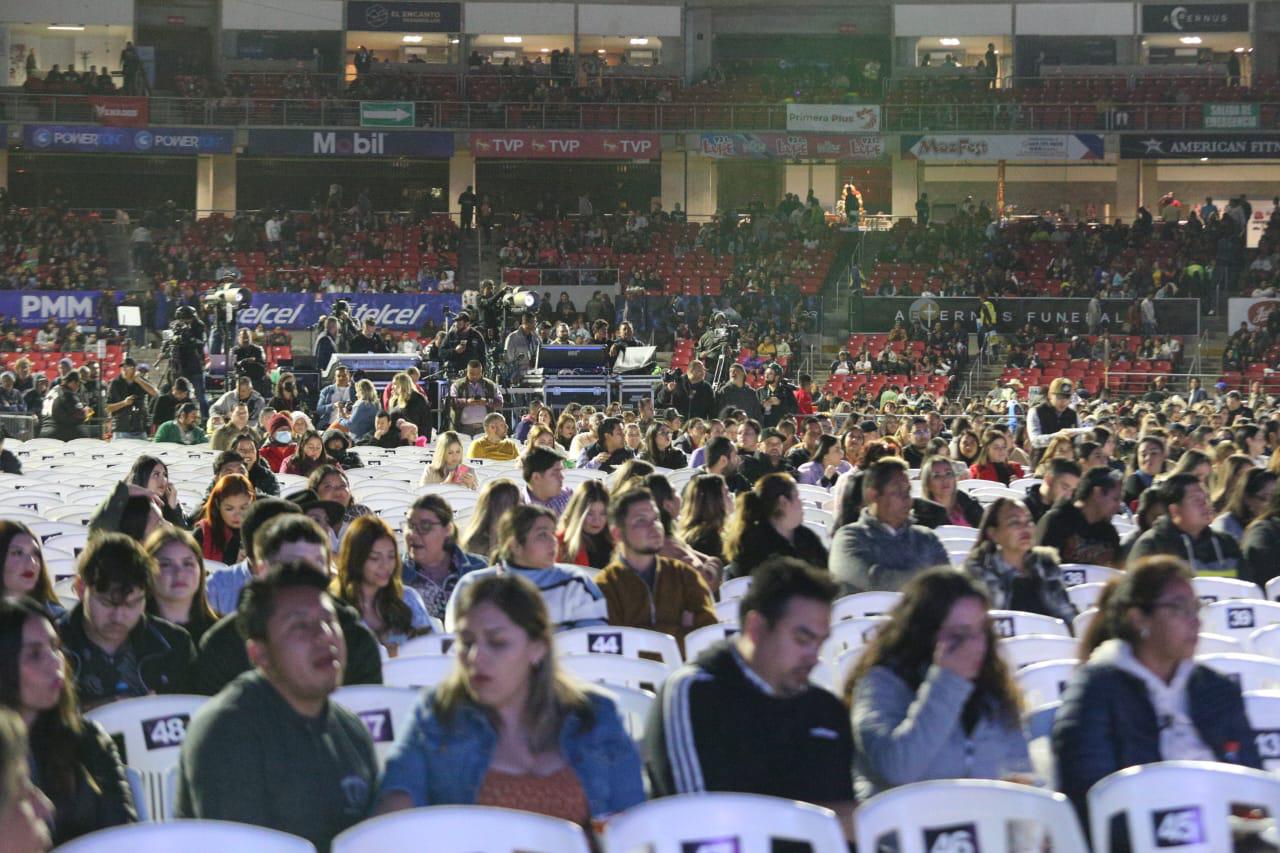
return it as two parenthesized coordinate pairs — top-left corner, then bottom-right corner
(851, 296), (1202, 335)
(1120, 134), (1280, 159)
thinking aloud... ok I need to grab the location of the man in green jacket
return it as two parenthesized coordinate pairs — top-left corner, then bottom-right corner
(153, 401), (207, 445)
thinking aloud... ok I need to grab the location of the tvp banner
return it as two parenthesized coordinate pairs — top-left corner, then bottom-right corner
(900, 134), (1105, 161)
(785, 104), (881, 132)
(89, 96), (149, 127)
(695, 133), (885, 160)
(468, 132), (660, 159)
(0, 291), (100, 329)
(1228, 297), (1280, 332)
(852, 296), (1201, 335)
(234, 292), (462, 330)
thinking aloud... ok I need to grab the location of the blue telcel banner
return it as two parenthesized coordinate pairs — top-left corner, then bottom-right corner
(234, 292), (462, 330)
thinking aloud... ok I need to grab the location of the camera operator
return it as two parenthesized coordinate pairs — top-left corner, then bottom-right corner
(230, 328), (268, 397)
(758, 362), (797, 428)
(475, 279), (504, 342)
(442, 311), (488, 374)
(503, 313), (540, 380)
(105, 356), (158, 440)
(167, 305), (209, 417)
(328, 299), (359, 350)
(697, 312), (734, 363)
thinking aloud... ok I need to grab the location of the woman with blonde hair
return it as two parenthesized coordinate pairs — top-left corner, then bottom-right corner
(555, 481), (613, 569)
(338, 378), (380, 440)
(421, 430), (478, 488)
(522, 425), (561, 456)
(458, 480), (523, 559)
(1034, 434), (1077, 477)
(144, 526), (219, 645)
(335, 515), (433, 654)
(388, 371), (432, 437)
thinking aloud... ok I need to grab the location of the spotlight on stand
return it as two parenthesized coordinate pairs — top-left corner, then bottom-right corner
(201, 285), (253, 309)
(501, 288), (539, 313)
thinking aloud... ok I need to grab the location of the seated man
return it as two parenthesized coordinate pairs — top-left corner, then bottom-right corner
(1128, 473), (1242, 575)
(467, 412), (519, 461)
(176, 564), (377, 851)
(1023, 458), (1082, 523)
(521, 447), (573, 517)
(577, 416), (633, 473)
(644, 557), (854, 828)
(58, 533), (196, 708)
(1036, 466), (1123, 568)
(154, 402), (207, 445)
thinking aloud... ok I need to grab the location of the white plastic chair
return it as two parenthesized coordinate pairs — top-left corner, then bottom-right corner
(934, 524), (978, 541)
(1000, 634), (1080, 669)
(1192, 576), (1266, 603)
(597, 683), (656, 744)
(989, 609), (1070, 638)
(831, 591), (903, 621)
(1024, 701), (1061, 740)
(380, 654), (454, 689)
(555, 626), (682, 673)
(1264, 577), (1280, 603)
(1087, 760), (1280, 853)
(55, 819), (316, 852)
(331, 686), (422, 767)
(1196, 633), (1241, 654)
(822, 616), (889, 661)
(1244, 690), (1280, 771)
(719, 575), (752, 602)
(1249, 623), (1280, 659)
(1058, 563), (1123, 588)
(334, 805), (589, 853)
(392, 633), (456, 659)
(1014, 658), (1078, 708)
(714, 597), (741, 623)
(1195, 652), (1280, 691)
(1067, 582), (1106, 612)
(84, 694), (208, 823)
(856, 778), (1088, 853)
(682, 622), (739, 661)
(1074, 608), (1098, 637)
(603, 792), (846, 853)
(558, 652), (669, 691)
(1199, 599), (1280, 638)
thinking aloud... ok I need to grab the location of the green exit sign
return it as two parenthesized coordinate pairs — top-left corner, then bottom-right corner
(360, 101), (415, 128)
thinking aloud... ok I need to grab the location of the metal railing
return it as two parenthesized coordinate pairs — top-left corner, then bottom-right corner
(4, 92), (1274, 132)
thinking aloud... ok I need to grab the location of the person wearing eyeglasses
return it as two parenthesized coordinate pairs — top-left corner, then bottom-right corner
(400, 495), (488, 623)
(962, 498), (1076, 623)
(1053, 556), (1260, 831)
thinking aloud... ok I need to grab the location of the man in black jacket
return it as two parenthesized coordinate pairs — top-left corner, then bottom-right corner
(682, 360), (716, 420)
(322, 428), (364, 469)
(715, 364), (763, 421)
(40, 369), (90, 441)
(59, 533), (196, 708)
(151, 376), (193, 430)
(757, 363), (797, 429)
(442, 311), (488, 374)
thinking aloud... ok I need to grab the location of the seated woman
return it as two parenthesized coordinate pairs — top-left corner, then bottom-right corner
(144, 526), (219, 646)
(0, 707), (55, 853)
(643, 474), (722, 593)
(334, 515), (433, 655)
(231, 432), (280, 497)
(126, 455), (187, 528)
(795, 434), (850, 489)
(962, 497), (1076, 623)
(1053, 556), (1260, 827)
(723, 473), (827, 579)
(1033, 435), (1077, 478)
(338, 379), (380, 441)
(282, 429), (330, 478)
(420, 431), (479, 489)
(376, 573), (644, 825)
(0, 598), (136, 843)
(848, 568), (1030, 799)
(0, 521), (64, 619)
(555, 481), (613, 571)
(676, 473), (734, 566)
(307, 464), (373, 532)
(192, 474), (254, 564)
(1213, 469), (1276, 542)
(639, 424), (687, 470)
(921, 455), (983, 527)
(968, 431), (1024, 485)
(458, 481), (523, 562)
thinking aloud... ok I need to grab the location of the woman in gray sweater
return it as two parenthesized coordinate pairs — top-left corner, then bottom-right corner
(847, 568), (1031, 799)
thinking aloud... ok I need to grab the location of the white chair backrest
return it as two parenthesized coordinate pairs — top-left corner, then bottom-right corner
(1199, 599), (1280, 638)
(1087, 760), (1280, 853)
(380, 654), (454, 689)
(1265, 576), (1280, 603)
(331, 686), (422, 768)
(555, 626), (683, 673)
(596, 683), (656, 744)
(714, 597), (740, 623)
(1059, 563), (1123, 588)
(1074, 608), (1098, 638)
(334, 805), (589, 853)
(934, 525), (978, 540)
(832, 591), (903, 621)
(683, 622), (739, 661)
(54, 819), (316, 853)
(558, 652), (669, 692)
(1024, 701), (1061, 741)
(821, 616), (889, 662)
(719, 575), (752, 602)
(602, 792), (846, 853)
(1249, 623), (1280, 659)
(1243, 690), (1280, 771)
(1195, 633), (1241, 655)
(1191, 576), (1266, 604)
(856, 778), (1088, 853)
(1000, 634), (1080, 669)
(1195, 652), (1280, 692)
(1014, 659), (1078, 707)
(393, 633), (456, 659)
(1066, 582), (1106, 612)
(988, 609), (1070, 638)
(85, 694), (208, 822)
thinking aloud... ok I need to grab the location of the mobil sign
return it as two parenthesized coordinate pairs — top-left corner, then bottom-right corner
(468, 132), (659, 160)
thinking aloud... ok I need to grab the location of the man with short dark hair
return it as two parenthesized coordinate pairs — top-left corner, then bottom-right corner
(211, 375), (266, 424)
(106, 357), (158, 440)
(1128, 473), (1243, 574)
(40, 368), (90, 441)
(58, 533), (196, 707)
(644, 557), (854, 828)
(449, 359), (501, 437)
(442, 312), (487, 373)
(704, 435), (751, 493)
(154, 402), (207, 445)
(522, 447), (572, 516)
(1036, 466), (1123, 568)
(176, 563), (377, 850)
(715, 363), (763, 422)
(152, 376), (193, 429)
(740, 427), (793, 484)
(578, 416), (631, 472)
(830, 457), (949, 593)
(901, 416), (932, 468)
(785, 417), (824, 469)
(1024, 458), (1082, 522)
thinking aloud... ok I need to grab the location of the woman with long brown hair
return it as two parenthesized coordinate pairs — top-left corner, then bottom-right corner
(555, 480), (613, 570)
(676, 473), (734, 564)
(192, 473), (254, 563)
(0, 521), (62, 619)
(143, 526), (219, 646)
(458, 480), (523, 560)
(335, 515), (433, 654)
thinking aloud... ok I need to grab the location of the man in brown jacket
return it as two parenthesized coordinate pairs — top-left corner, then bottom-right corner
(594, 489), (718, 652)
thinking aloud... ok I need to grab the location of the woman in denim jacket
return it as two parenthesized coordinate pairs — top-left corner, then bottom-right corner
(376, 573), (644, 825)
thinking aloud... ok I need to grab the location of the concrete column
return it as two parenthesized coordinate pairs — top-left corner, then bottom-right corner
(661, 148), (686, 214)
(0, 149), (9, 193)
(810, 163), (838, 210)
(195, 154), (236, 218)
(684, 153), (718, 220)
(891, 149), (920, 219)
(448, 149), (476, 220)
(1115, 159), (1140, 221)
(784, 163), (811, 202)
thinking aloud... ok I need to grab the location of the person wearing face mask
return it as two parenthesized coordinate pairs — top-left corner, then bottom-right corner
(259, 413), (298, 473)
(322, 428), (363, 470)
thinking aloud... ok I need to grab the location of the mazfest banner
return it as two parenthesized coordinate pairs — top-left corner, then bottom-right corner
(234, 292), (462, 330)
(1141, 3), (1249, 32)
(346, 1), (460, 32)
(901, 134), (1105, 161)
(468, 132), (659, 160)
(246, 129), (454, 157)
(22, 125), (233, 154)
(0, 291), (100, 329)
(89, 96), (149, 127)
(785, 104), (881, 133)
(694, 132), (885, 160)
(1120, 134), (1280, 159)
(1228, 297), (1280, 332)
(851, 296), (1201, 335)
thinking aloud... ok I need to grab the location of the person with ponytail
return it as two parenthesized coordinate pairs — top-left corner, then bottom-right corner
(723, 473), (827, 579)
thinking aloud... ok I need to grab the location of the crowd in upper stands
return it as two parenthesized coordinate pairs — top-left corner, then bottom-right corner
(0, 198), (111, 292)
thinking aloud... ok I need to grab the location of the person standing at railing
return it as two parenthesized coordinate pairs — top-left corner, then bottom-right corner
(458, 186), (475, 235)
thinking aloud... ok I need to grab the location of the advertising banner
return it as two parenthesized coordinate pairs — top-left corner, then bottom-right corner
(346, 1), (461, 32)
(360, 101), (414, 128)
(1120, 134), (1280, 159)
(1228, 297), (1280, 332)
(900, 134), (1105, 161)
(694, 132), (885, 160)
(851, 296), (1201, 335)
(0, 291), (100, 329)
(89, 96), (149, 128)
(468, 132), (660, 160)
(1142, 4), (1249, 32)
(246, 129), (454, 157)
(234, 292), (462, 330)
(22, 125), (233, 155)
(1203, 103), (1259, 129)
(785, 103), (881, 133)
